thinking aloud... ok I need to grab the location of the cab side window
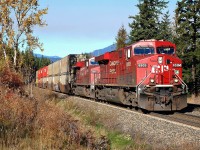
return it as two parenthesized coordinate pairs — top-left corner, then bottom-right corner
(134, 47), (154, 55)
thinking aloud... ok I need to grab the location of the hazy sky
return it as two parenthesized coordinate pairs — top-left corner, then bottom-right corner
(34, 0), (178, 57)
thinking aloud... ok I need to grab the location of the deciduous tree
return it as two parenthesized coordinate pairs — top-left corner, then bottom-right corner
(0, 1), (12, 61)
(0, 0), (48, 68)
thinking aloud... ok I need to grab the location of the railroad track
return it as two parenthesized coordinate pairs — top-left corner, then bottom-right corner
(76, 95), (200, 128)
(84, 97), (200, 128)
(45, 90), (200, 128)
(149, 112), (200, 128)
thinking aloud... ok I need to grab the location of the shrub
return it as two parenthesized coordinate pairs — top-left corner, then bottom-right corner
(0, 65), (23, 90)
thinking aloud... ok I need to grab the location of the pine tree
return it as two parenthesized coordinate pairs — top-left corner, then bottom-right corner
(115, 25), (128, 49)
(175, 0), (200, 97)
(20, 51), (35, 82)
(158, 11), (173, 41)
(129, 0), (168, 43)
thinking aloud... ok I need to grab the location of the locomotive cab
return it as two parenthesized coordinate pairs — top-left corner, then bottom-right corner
(133, 40), (187, 111)
(73, 57), (100, 98)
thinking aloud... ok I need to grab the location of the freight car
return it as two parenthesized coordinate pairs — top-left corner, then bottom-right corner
(36, 39), (188, 111)
(36, 55), (77, 93)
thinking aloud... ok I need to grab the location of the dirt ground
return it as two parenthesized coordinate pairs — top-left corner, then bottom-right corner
(187, 96), (200, 105)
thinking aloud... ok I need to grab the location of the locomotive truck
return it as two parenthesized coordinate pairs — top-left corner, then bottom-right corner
(36, 39), (188, 111)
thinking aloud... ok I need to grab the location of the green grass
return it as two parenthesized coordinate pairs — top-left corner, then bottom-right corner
(59, 100), (151, 150)
(82, 111), (148, 150)
(107, 131), (135, 149)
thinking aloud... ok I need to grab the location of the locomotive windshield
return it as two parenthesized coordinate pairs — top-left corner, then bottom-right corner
(157, 47), (174, 54)
(134, 47), (154, 55)
(89, 59), (99, 65)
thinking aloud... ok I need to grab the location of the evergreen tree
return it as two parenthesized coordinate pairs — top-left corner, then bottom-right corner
(158, 11), (173, 41)
(115, 25), (128, 49)
(129, 0), (168, 43)
(81, 53), (92, 59)
(175, 0), (200, 97)
(19, 51), (51, 83)
(20, 51), (36, 83)
(34, 56), (51, 70)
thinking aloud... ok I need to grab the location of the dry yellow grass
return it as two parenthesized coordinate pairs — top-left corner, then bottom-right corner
(0, 87), (112, 149)
(0, 66), (110, 150)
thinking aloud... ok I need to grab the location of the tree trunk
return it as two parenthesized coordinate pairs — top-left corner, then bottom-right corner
(2, 44), (8, 65)
(3, 46), (9, 67)
(192, 13), (198, 97)
(3, 48), (7, 60)
(191, 62), (198, 97)
(13, 42), (18, 68)
(14, 48), (17, 67)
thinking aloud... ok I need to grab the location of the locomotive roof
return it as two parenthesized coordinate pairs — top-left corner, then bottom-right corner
(95, 40), (176, 62)
(129, 40), (176, 49)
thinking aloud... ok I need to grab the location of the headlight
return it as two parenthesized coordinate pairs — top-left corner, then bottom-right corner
(150, 79), (155, 83)
(174, 70), (179, 75)
(158, 57), (163, 64)
(174, 78), (179, 83)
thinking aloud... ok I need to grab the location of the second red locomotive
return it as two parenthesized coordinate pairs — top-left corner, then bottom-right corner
(36, 39), (188, 111)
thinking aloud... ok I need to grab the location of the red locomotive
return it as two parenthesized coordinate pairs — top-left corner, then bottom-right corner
(73, 57), (100, 98)
(36, 40), (188, 111)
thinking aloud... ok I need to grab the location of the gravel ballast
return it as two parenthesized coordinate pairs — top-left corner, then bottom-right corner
(67, 96), (200, 147)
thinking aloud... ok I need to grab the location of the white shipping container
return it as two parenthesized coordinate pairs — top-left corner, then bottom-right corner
(61, 56), (69, 74)
(53, 60), (60, 75)
(48, 64), (53, 76)
(60, 75), (67, 85)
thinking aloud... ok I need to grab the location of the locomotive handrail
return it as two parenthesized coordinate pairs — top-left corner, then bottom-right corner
(174, 74), (188, 93)
(136, 72), (152, 98)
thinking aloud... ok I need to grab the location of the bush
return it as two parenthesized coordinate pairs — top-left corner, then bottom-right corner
(0, 66), (23, 88)
(0, 80), (109, 149)
(0, 64), (110, 149)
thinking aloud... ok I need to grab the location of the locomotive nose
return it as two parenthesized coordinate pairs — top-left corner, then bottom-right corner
(138, 54), (187, 111)
(150, 56), (170, 85)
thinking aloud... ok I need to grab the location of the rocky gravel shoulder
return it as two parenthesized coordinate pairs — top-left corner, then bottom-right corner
(184, 104), (200, 117)
(67, 96), (200, 148)
(185, 110), (200, 117)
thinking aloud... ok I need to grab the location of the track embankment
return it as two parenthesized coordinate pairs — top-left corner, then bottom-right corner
(150, 112), (200, 128)
(67, 96), (200, 147)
